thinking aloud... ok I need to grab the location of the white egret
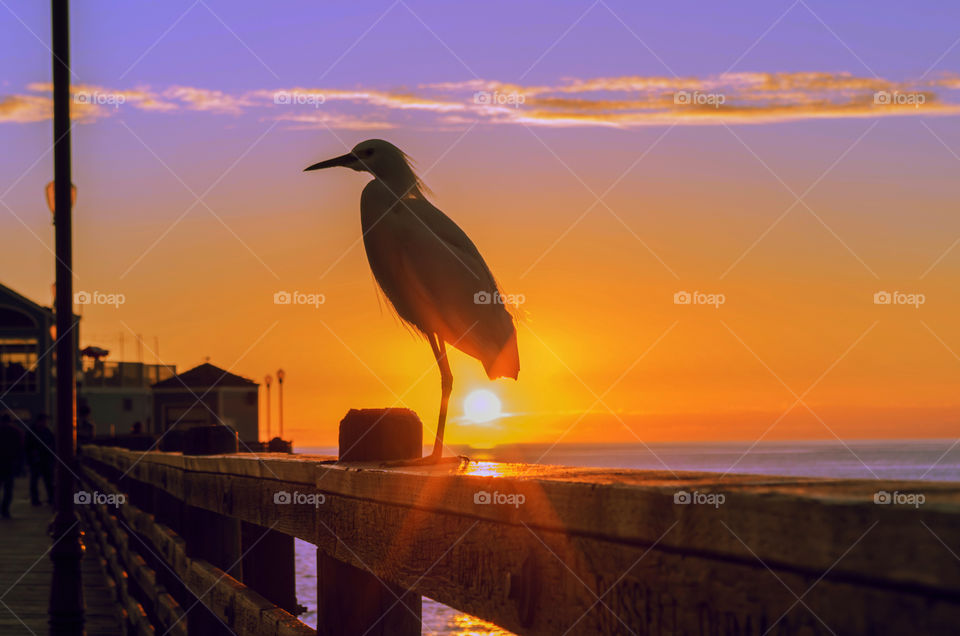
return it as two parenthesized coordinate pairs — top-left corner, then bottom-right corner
(305, 139), (519, 464)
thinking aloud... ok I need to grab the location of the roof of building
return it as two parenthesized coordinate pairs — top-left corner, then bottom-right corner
(151, 362), (257, 389)
(0, 281), (55, 317)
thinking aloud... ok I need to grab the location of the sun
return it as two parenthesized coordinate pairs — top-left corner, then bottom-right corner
(463, 389), (502, 424)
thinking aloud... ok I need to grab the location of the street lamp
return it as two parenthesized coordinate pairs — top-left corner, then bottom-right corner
(276, 368), (285, 439)
(45, 181), (76, 219)
(264, 374), (272, 441)
(47, 1), (84, 632)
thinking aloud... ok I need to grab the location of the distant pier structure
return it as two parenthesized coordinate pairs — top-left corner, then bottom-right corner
(10, 408), (952, 635)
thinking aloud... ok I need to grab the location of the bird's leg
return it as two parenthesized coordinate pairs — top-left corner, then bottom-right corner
(430, 335), (452, 460)
(379, 335), (467, 467)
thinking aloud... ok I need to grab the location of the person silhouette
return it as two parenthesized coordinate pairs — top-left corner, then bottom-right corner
(24, 414), (55, 506)
(78, 404), (95, 449)
(0, 413), (25, 518)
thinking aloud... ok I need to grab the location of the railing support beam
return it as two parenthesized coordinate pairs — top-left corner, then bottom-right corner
(317, 409), (422, 636)
(181, 425), (240, 635)
(241, 521), (299, 614)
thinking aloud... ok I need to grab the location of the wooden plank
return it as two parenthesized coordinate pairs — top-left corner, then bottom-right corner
(80, 463), (313, 636)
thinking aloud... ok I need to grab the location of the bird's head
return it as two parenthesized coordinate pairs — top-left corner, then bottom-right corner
(304, 139), (427, 196)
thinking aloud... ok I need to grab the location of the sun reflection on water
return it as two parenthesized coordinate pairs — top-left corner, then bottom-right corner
(451, 613), (516, 635)
(419, 607), (515, 636)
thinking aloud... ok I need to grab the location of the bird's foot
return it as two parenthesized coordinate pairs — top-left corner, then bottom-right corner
(380, 454), (469, 468)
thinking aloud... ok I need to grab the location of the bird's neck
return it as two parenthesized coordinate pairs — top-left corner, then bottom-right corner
(374, 163), (425, 198)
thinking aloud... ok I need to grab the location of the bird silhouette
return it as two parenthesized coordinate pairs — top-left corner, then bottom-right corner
(305, 139), (519, 464)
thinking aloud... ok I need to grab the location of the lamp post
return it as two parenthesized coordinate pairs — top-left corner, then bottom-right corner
(264, 374), (272, 440)
(48, 1), (84, 633)
(276, 368), (285, 439)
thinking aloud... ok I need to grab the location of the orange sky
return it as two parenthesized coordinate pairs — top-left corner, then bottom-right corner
(6, 122), (959, 446)
(2, 2), (959, 446)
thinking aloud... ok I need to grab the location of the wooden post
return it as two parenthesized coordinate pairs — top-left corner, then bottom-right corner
(181, 425), (240, 635)
(241, 521), (299, 614)
(317, 409), (422, 635)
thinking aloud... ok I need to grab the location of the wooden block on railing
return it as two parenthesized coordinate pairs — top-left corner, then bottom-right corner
(318, 408), (423, 636)
(183, 424), (238, 456)
(337, 408), (422, 461)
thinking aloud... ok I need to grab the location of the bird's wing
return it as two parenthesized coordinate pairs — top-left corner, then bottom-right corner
(364, 193), (518, 378)
(409, 200), (496, 281)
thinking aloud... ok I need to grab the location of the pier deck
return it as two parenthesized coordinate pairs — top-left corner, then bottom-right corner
(0, 478), (122, 635)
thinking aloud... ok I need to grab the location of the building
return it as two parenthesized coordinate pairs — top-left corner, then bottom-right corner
(151, 362), (260, 444)
(0, 282), (59, 421)
(80, 360), (177, 435)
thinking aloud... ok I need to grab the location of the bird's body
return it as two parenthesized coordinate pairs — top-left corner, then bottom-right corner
(305, 139), (518, 462)
(360, 178), (518, 380)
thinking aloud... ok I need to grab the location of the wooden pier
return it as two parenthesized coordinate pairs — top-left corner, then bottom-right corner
(7, 410), (960, 634)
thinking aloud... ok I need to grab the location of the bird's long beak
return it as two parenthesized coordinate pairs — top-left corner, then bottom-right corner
(303, 153), (356, 171)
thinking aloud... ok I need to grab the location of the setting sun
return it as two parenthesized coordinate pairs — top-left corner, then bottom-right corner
(463, 390), (502, 424)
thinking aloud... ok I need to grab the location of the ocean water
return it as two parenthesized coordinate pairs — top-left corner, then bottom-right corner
(291, 439), (960, 634)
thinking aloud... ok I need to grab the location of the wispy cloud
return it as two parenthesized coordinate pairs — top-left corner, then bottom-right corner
(4, 71), (959, 128)
(271, 111), (396, 131)
(426, 71), (960, 126)
(161, 86), (250, 114)
(0, 94), (55, 123)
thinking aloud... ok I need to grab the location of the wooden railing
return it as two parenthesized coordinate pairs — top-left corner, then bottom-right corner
(75, 412), (960, 635)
